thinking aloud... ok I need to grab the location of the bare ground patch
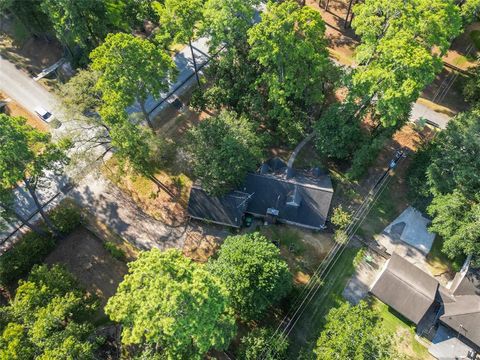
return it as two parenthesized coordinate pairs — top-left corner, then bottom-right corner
(45, 226), (128, 308)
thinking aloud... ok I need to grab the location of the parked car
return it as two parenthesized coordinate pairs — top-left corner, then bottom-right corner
(34, 106), (54, 123)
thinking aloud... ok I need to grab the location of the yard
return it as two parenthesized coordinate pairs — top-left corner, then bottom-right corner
(372, 298), (433, 359)
(44, 226), (129, 311)
(286, 245), (361, 358)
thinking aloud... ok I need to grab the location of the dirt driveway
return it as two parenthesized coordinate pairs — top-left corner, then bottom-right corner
(45, 226), (127, 306)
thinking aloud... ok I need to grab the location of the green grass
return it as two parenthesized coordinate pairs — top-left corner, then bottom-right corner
(287, 246), (360, 358)
(360, 183), (399, 239)
(266, 226), (306, 256)
(427, 237), (464, 275)
(372, 298), (431, 359)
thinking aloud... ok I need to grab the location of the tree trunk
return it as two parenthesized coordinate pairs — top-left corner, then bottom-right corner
(0, 202), (47, 236)
(189, 38), (201, 86)
(139, 100), (155, 132)
(23, 178), (60, 238)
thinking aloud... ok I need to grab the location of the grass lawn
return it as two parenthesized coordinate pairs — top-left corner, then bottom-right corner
(358, 181), (400, 239)
(427, 237), (464, 275)
(286, 246), (361, 359)
(372, 298), (432, 359)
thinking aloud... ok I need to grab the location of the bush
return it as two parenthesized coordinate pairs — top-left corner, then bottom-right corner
(49, 203), (81, 234)
(238, 327), (289, 360)
(103, 242), (126, 261)
(0, 232), (55, 286)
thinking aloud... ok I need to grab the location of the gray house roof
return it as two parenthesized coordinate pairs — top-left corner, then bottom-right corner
(370, 253), (439, 324)
(187, 185), (250, 228)
(440, 295), (480, 347)
(440, 267), (480, 347)
(240, 171), (333, 230)
(186, 160), (334, 230)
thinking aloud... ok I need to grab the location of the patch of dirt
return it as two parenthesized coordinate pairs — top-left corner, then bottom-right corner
(182, 223), (229, 262)
(45, 227), (128, 307)
(0, 34), (63, 77)
(0, 92), (48, 132)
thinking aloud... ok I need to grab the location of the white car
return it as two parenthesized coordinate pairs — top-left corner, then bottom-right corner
(34, 106), (54, 123)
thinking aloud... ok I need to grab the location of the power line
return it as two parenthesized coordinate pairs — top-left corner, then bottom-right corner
(260, 151), (406, 359)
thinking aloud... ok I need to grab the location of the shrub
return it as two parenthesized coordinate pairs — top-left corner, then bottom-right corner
(0, 232), (55, 286)
(238, 327), (289, 360)
(49, 203), (81, 234)
(103, 242), (126, 262)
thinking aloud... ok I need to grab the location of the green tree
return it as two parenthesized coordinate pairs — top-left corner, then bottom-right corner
(0, 0), (51, 37)
(105, 249), (236, 359)
(0, 264), (98, 360)
(428, 191), (480, 259)
(238, 327), (289, 360)
(155, 0), (204, 85)
(314, 102), (363, 160)
(351, 0), (462, 126)
(315, 301), (395, 360)
(0, 114), (70, 237)
(461, 0), (480, 24)
(330, 205), (352, 230)
(247, 0), (333, 143)
(40, 0), (108, 55)
(58, 67), (101, 116)
(426, 109), (480, 198)
(422, 109), (480, 259)
(202, 0), (259, 52)
(90, 32), (176, 131)
(209, 233), (292, 320)
(185, 110), (263, 195)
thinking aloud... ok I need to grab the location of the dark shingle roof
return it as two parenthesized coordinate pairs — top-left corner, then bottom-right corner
(440, 295), (480, 347)
(370, 253), (439, 324)
(240, 171), (333, 229)
(187, 186), (249, 228)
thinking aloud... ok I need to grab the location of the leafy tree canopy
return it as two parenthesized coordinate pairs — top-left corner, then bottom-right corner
(238, 327), (289, 360)
(247, 0), (333, 143)
(351, 0), (462, 126)
(315, 301), (396, 360)
(202, 0), (260, 51)
(185, 110), (263, 195)
(90, 32), (176, 129)
(105, 249), (236, 359)
(314, 102), (363, 160)
(0, 264), (98, 360)
(154, 0), (203, 44)
(40, 0), (108, 51)
(209, 233), (292, 320)
(58, 67), (101, 116)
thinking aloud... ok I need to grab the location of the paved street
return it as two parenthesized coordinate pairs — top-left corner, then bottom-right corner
(0, 38), (211, 247)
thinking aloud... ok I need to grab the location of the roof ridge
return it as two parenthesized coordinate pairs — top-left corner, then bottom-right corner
(249, 173), (334, 193)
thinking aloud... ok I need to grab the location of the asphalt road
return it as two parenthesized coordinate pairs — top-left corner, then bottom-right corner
(0, 39), (210, 247)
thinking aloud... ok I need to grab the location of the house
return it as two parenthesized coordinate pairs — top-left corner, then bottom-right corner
(187, 158), (334, 231)
(370, 253), (480, 358)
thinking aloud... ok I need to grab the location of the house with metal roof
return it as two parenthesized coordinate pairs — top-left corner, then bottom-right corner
(187, 158), (334, 231)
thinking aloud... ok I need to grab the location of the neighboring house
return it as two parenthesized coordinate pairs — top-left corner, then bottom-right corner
(187, 158), (334, 230)
(370, 253), (480, 358)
